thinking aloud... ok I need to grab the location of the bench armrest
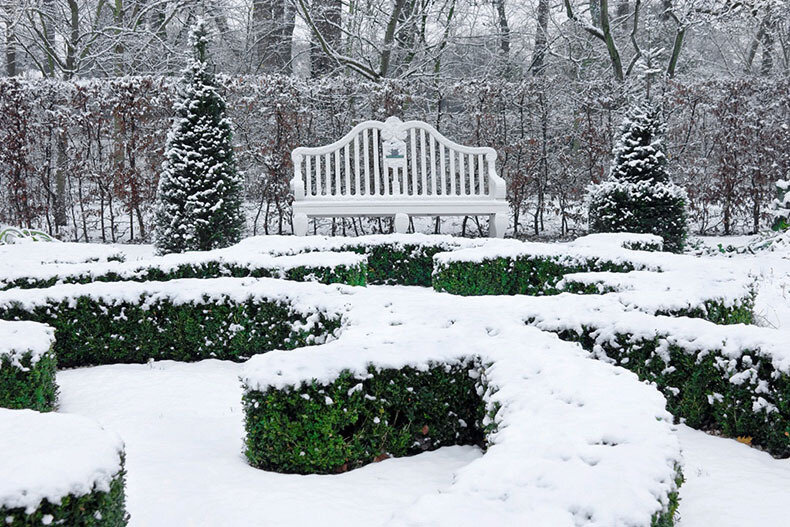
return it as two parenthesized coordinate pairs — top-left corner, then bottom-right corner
(291, 152), (305, 200)
(487, 153), (507, 200)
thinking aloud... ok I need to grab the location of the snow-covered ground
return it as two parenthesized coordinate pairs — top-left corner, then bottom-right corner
(3, 233), (790, 525)
(57, 360), (482, 527)
(54, 360), (790, 527)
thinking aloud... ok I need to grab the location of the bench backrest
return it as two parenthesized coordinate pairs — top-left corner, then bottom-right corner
(291, 116), (503, 200)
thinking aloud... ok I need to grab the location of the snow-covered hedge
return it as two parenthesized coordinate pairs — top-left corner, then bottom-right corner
(234, 234), (481, 286)
(527, 306), (790, 457)
(0, 248), (367, 291)
(432, 236), (661, 297)
(558, 269), (755, 324)
(0, 321), (57, 411)
(0, 278), (345, 368)
(432, 234), (754, 324)
(0, 409), (127, 526)
(241, 326), (682, 526)
(0, 233), (480, 290)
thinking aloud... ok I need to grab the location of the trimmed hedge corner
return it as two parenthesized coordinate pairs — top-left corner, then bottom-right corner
(0, 409), (129, 526)
(0, 321), (58, 411)
(242, 360), (486, 474)
(0, 279), (344, 368)
(0, 351), (57, 412)
(531, 318), (790, 458)
(0, 467), (128, 527)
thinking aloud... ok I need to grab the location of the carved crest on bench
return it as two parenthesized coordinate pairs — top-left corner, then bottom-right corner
(382, 116), (408, 170)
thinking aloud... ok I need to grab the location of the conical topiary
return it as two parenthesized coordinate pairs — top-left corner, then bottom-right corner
(588, 104), (688, 252)
(772, 178), (789, 231)
(154, 19), (245, 254)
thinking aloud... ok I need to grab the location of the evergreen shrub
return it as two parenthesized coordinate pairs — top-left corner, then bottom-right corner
(588, 105), (688, 253)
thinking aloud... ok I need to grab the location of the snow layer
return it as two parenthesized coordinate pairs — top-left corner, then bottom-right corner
(528, 300), (790, 373)
(56, 360), (482, 527)
(233, 233), (482, 256)
(675, 424), (790, 527)
(0, 245), (366, 289)
(243, 285), (681, 526)
(559, 267), (754, 313)
(0, 320), (54, 368)
(433, 235), (666, 270)
(0, 277), (348, 320)
(0, 409), (124, 512)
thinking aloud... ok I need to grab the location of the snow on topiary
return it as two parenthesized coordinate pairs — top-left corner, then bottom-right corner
(772, 178), (789, 231)
(588, 105), (688, 253)
(0, 321), (57, 411)
(153, 19), (244, 255)
(0, 409), (128, 526)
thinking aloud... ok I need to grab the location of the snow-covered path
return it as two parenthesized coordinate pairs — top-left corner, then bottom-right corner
(58, 360), (481, 527)
(58, 360), (790, 527)
(676, 425), (790, 526)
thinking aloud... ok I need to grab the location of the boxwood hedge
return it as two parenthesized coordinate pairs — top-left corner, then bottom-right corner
(1, 259), (366, 291)
(545, 326), (790, 458)
(0, 462), (127, 527)
(0, 295), (342, 369)
(243, 360), (487, 474)
(432, 255), (639, 296)
(0, 351), (57, 412)
(340, 242), (454, 286)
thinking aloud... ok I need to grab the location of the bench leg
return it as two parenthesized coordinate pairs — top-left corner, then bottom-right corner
(293, 213), (308, 236)
(489, 213), (508, 238)
(394, 213), (409, 234)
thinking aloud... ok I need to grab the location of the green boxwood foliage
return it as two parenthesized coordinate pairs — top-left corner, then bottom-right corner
(433, 256), (638, 296)
(243, 360), (487, 474)
(0, 261), (367, 291)
(0, 296), (342, 368)
(547, 326), (790, 458)
(0, 462), (128, 526)
(340, 242), (453, 286)
(0, 351), (58, 411)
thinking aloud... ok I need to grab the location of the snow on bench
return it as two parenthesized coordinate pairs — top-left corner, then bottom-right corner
(290, 116), (509, 237)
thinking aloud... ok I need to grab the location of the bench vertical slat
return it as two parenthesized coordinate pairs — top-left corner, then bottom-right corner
(459, 151), (466, 195)
(354, 135), (361, 196)
(334, 149), (341, 196)
(410, 129), (418, 196)
(392, 166), (400, 195)
(315, 155), (321, 196)
(429, 135), (437, 196)
(439, 142), (446, 195)
(305, 155), (312, 196)
(363, 129), (370, 195)
(324, 153), (330, 196)
(449, 147), (456, 196)
(420, 129), (428, 196)
(373, 128), (382, 195)
(478, 153), (484, 195)
(344, 144), (351, 195)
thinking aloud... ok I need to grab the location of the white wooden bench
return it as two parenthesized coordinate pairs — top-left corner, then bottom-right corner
(290, 116), (509, 237)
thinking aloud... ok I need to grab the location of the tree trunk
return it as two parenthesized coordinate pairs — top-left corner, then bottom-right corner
(311, 0), (342, 77)
(493, 0), (511, 76)
(4, 9), (16, 76)
(64, 0), (79, 78)
(531, 0), (549, 75)
(252, 0), (295, 72)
